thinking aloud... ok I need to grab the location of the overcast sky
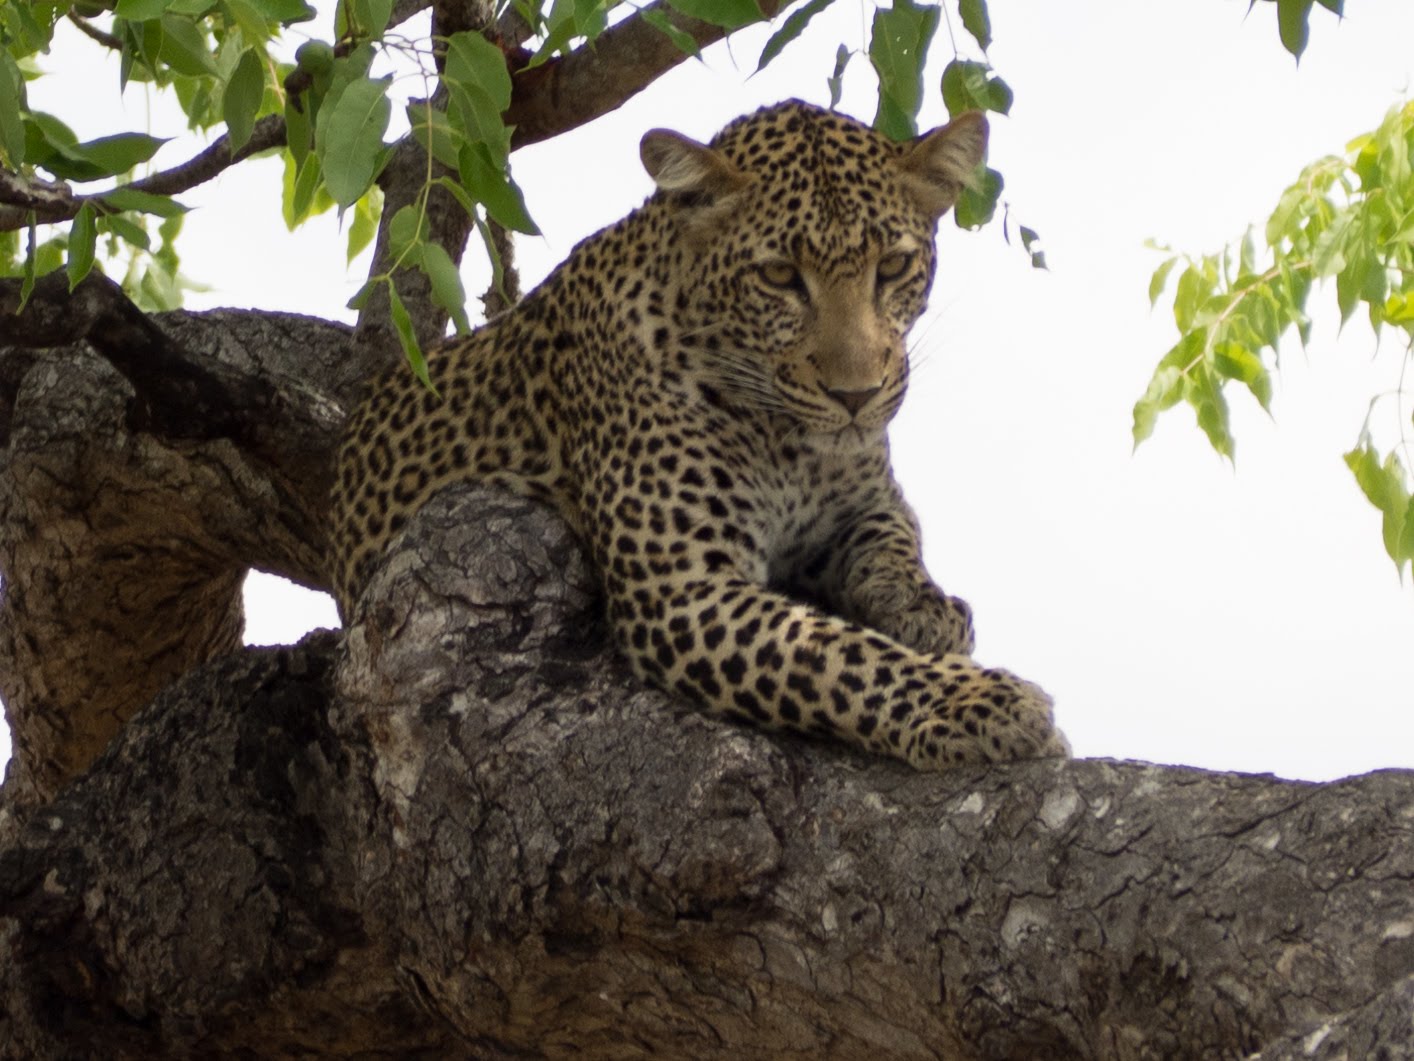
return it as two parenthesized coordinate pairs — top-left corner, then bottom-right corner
(5, 0), (1414, 781)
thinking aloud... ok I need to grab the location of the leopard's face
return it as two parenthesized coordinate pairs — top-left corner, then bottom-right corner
(642, 102), (986, 448)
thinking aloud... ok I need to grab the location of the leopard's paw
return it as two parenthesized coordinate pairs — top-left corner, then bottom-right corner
(903, 658), (1068, 769)
(848, 572), (975, 658)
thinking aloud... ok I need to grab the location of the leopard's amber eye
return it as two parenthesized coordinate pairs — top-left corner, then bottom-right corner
(758, 261), (804, 291)
(876, 251), (913, 283)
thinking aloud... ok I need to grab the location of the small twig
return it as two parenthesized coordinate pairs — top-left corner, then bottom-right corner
(0, 114), (287, 231)
(67, 11), (123, 50)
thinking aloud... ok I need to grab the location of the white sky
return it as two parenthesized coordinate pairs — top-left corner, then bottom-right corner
(4, 0), (1414, 781)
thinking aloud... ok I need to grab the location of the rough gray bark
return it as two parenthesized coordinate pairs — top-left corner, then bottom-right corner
(2, 482), (1412, 1059)
(0, 302), (354, 805)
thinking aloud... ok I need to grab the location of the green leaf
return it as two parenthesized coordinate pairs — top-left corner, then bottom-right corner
(1238, 228), (1258, 278)
(1265, 184), (1307, 247)
(1132, 365), (1184, 447)
(459, 142), (539, 235)
(352, 0), (394, 35)
(284, 89), (314, 173)
(100, 213), (152, 250)
(662, 0), (762, 31)
(1212, 341), (1272, 412)
(1187, 366), (1234, 460)
(244, 0), (317, 22)
(473, 210), (511, 309)
(167, 0), (216, 14)
(407, 102), (466, 169)
(28, 122), (168, 181)
(443, 32), (514, 154)
(419, 241), (471, 334)
(221, 0), (268, 39)
(282, 149), (332, 228)
(387, 203), (429, 261)
(1172, 261), (1212, 332)
(638, 8), (702, 57)
(159, 12), (220, 76)
(115, 0), (171, 18)
(66, 202), (98, 291)
(1017, 224), (1045, 269)
(757, 0), (834, 72)
(314, 74), (391, 208)
(347, 187), (382, 264)
(940, 59), (1012, 117)
(1383, 291), (1414, 324)
(1133, 331), (1204, 448)
(522, 0), (608, 64)
(346, 278), (376, 312)
(387, 281), (434, 391)
(434, 175), (479, 220)
(1401, 495), (1414, 574)
(2, 2), (56, 54)
(444, 31), (513, 113)
(1276, 0), (1314, 60)
(1149, 256), (1179, 307)
(826, 44), (850, 110)
(954, 166), (1001, 229)
(0, 51), (26, 168)
(25, 113), (100, 180)
(869, 0), (939, 141)
(958, 0), (990, 51)
(222, 47), (265, 154)
(1344, 443), (1411, 573)
(74, 132), (168, 177)
(101, 186), (190, 216)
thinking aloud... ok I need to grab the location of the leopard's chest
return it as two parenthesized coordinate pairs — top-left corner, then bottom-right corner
(732, 440), (893, 573)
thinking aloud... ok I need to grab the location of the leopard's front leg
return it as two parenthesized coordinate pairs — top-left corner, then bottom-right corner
(604, 570), (1066, 769)
(808, 494), (975, 659)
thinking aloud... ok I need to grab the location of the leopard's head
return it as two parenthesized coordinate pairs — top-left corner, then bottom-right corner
(642, 100), (986, 446)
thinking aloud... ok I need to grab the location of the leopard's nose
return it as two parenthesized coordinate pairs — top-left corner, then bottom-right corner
(826, 385), (882, 415)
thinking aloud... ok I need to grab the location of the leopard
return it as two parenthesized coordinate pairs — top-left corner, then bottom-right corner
(329, 99), (1069, 770)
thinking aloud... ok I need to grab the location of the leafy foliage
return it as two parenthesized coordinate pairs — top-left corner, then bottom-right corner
(1139, 101), (1414, 576)
(2, 0), (1317, 369)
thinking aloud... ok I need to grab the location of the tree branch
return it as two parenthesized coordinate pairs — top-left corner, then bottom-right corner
(0, 271), (337, 472)
(0, 115), (287, 231)
(66, 11), (123, 50)
(1, 484), (1411, 1056)
(506, 0), (782, 149)
(0, 292), (355, 802)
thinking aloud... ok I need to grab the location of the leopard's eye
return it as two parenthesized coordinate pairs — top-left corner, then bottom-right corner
(758, 261), (804, 291)
(876, 251), (913, 283)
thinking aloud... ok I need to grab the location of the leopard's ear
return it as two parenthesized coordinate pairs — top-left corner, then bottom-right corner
(640, 129), (748, 201)
(896, 111), (988, 218)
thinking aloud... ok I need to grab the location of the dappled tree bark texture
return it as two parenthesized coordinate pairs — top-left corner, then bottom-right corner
(0, 283), (358, 807)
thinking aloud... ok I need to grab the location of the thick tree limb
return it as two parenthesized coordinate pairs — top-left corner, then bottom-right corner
(0, 271), (347, 510)
(1, 485), (1411, 1057)
(506, 0), (783, 149)
(0, 302), (354, 802)
(0, 115), (287, 231)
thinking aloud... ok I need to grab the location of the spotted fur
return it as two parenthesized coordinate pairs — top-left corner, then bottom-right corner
(330, 100), (1068, 768)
